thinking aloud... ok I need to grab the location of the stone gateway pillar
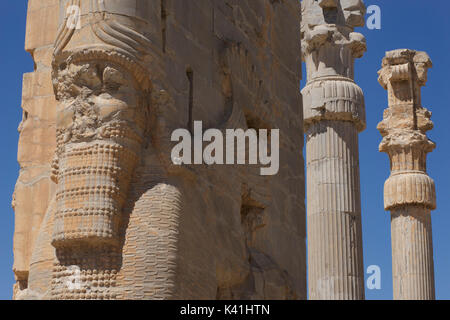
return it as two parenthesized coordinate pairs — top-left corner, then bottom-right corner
(377, 49), (436, 300)
(301, 0), (367, 300)
(14, 0), (307, 300)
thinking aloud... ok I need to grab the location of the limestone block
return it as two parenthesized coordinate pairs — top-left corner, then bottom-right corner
(13, 179), (54, 277)
(22, 70), (55, 100)
(14, 16), (59, 291)
(25, 0), (59, 52)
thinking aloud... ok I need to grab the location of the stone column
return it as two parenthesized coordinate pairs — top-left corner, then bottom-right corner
(301, 0), (367, 300)
(377, 49), (436, 300)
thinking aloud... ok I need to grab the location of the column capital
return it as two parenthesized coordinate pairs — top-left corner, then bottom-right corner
(377, 49), (436, 211)
(377, 49), (435, 155)
(301, 0), (367, 81)
(301, 0), (367, 131)
(378, 49), (432, 90)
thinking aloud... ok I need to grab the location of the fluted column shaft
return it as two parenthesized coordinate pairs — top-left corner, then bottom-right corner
(391, 207), (435, 299)
(306, 121), (364, 299)
(378, 49), (436, 300)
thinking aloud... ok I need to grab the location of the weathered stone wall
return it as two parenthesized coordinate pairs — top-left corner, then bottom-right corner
(13, 0), (306, 300)
(12, 0), (60, 299)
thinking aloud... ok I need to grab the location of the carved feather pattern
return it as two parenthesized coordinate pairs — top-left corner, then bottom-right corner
(54, 0), (80, 55)
(89, 0), (152, 61)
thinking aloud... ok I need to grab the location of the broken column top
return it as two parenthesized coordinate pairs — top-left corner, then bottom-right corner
(301, 0), (367, 81)
(301, 0), (367, 130)
(301, 0), (366, 27)
(377, 49), (434, 153)
(379, 49), (432, 87)
(377, 49), (436, 211)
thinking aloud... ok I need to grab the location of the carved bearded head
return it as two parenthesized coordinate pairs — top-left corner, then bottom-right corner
(54, 60), (146, 147)
(50, 51), (150, 247)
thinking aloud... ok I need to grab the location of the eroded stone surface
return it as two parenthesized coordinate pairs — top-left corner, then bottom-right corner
(12, 0), (60, 299)
(13, 0), (306, 300)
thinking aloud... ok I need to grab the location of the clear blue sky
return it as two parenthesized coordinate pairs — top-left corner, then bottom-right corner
(0, 1), (449, 300)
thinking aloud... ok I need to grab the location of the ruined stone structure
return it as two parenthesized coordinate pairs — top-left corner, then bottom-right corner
(13, 0), (306, 300)
(378, 49), (436, 300)
(13, 1), (440, 302)
(301, 0), (367, 299)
